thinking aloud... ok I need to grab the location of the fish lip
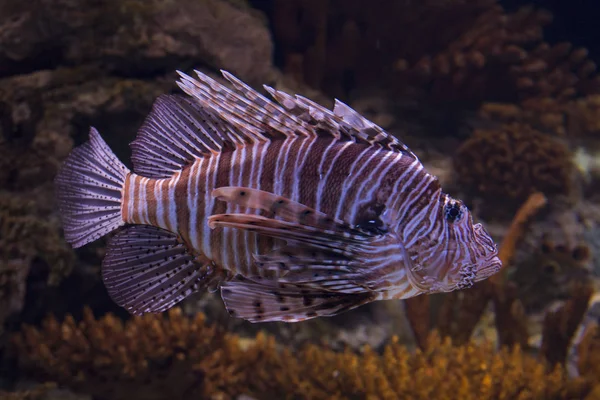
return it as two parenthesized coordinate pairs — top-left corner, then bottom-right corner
(474, 255), (503, 282)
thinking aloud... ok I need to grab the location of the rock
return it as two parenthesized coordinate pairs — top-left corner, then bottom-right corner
(0, 0), (272, 84)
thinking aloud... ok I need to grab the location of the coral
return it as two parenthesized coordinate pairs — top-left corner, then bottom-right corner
(577, 322), (600, 382)
(453, 123), (574, 206)
(12, 307), (251, 400)
(253, 332), (593, 400)
(512, 235), (591, 313)
(541, 283), (594, 366)
(394, 7), (600, 104)
(269, 0), (600, 103)
(12, 308), (598, 400)
(479, 94), (600, 139)
(497, 192), (549, 271)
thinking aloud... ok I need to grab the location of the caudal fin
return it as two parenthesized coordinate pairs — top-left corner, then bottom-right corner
(54, 127), (130, 248)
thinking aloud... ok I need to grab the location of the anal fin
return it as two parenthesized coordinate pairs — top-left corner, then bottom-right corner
(221, 276), (374, 323)
(102, 225), (220, 315)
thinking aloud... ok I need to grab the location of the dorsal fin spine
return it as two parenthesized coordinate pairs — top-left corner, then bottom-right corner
(178, 71), (311, 140)
(176, 76), (270, 142)
(131, 69), (418, 179)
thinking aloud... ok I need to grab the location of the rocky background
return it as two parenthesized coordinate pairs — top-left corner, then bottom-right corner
(2, 0), (600, 399)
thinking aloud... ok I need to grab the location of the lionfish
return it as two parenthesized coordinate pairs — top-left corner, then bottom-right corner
(55, 70), (501, 323)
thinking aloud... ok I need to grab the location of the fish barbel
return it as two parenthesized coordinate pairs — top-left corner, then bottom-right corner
(54, 70), (501, 322)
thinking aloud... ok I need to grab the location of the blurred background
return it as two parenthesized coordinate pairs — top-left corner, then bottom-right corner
(2, 0), (600, 399)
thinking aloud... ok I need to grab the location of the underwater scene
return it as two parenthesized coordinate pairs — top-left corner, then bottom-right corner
(2, 0), (600, 399)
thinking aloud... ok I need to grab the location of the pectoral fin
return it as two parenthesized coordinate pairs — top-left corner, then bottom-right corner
(212, 186), (358, 228)
(208, 197), (394, 293)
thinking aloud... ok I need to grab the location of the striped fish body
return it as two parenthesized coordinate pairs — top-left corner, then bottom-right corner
(55, 70), (501, 323)
(121, 137), (430, 294)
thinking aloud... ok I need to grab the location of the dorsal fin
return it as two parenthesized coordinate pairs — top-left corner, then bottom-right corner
(132, 70), (418, 178)
(131, 94), (246, 178)
(332, 99), (417, 156)
(265, 84), (417, 157)
(179, 70), (416, 157)
(177, 70), (315, 140)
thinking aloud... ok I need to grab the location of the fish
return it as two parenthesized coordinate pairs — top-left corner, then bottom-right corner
(54, 69), (502, 323)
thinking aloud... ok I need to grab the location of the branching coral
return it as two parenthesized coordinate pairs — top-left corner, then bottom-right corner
(12, 307), (250, 400)
(395, 7), (600, 104)
(453, 123), (574, 204)
(541, 283), (593, 366)
(577, 322), (600, 382)
(405, 190), (596, 379)
(11, 308), (598, 400)
(479, 93), (600, 139)
(270, 0), (600, 103)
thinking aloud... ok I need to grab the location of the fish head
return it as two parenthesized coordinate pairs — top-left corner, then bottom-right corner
(403, 194), (502, 294)
(436, 195), (502, 290)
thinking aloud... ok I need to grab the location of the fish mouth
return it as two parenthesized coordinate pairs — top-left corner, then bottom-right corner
(474, 255), (502, 282)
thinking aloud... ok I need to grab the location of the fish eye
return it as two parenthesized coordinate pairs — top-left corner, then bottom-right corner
(444, 202), (463, 223)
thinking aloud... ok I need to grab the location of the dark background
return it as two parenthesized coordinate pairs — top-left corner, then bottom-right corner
(504, 0), (600, 58)
(250, 0), (600, 68)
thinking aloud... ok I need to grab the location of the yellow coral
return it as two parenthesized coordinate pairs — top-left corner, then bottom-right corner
(13, 307), (247, 400)
(578, 323), (600, 381)
(11, 308), (598, 400)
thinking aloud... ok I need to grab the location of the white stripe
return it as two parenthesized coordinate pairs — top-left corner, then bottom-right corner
(127, 175), (136, 223)
(274, 137), (296, 195)
(168, 172), (181, 231)
(155, 178), (166, 229)
(188, 159), (201, 249)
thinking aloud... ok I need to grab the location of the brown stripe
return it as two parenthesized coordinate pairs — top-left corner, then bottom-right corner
(146, 179), (158, 226)
(259, 139), (284, 195)
(160, 178), (171, 231)
(299, 137), (334, 209)
(321, 142), (370, 216)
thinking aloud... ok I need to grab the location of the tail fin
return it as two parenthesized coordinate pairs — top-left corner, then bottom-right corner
(54, 127), (130, 248)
